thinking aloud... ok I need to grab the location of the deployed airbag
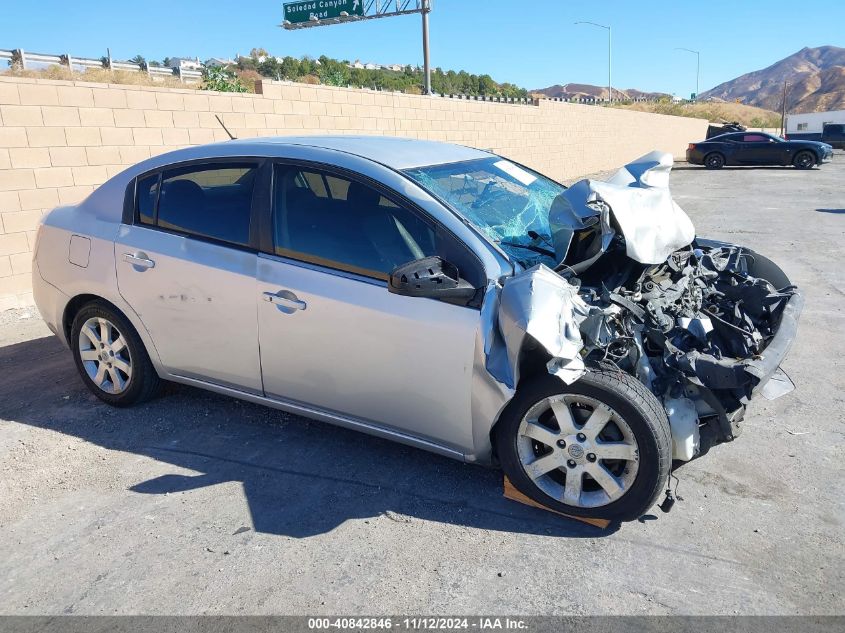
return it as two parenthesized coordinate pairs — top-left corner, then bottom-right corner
(550, 151), (695, 266)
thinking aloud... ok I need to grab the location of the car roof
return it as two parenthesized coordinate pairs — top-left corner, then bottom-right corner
(203, 135), (493, 170)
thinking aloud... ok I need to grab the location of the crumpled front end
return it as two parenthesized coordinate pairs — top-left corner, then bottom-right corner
(482, 152), (802, 462)
(573, 241), (802, 459)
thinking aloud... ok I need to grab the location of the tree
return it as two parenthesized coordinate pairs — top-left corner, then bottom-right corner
(318, 64), (349, 87)
(186, 49), (530, 97)
(280, 56), (301, 80)
(257, 56), (281, 79)
(299, 57), (316, 76)
(129, 55), (146, 70)
(348, 67), (368, 87)
(477, 74), (497, 96)
(236, 56), (256, 71)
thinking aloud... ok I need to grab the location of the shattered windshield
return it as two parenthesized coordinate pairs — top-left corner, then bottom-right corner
(404, 157), (565, 267)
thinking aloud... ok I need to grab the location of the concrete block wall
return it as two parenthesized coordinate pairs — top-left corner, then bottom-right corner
(0, 76), (708, 308)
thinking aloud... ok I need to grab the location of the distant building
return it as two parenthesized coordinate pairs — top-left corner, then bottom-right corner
(785, 109), (845, 135)
(204, 57), (235, 68)
(168, 57), (202, 71)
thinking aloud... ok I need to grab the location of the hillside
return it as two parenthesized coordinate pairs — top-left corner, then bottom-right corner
(613, 101), (782, 128)
(699, 46), (845, 113)
(2, 50), (530, 98)
(532, 83), (668, 101)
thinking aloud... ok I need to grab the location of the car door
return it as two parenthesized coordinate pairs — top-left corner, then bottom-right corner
(737, 134), (783, 165)
(255, 162), (484, 453)
(115, 160), (264, 393)
(711, 134), (740, 165)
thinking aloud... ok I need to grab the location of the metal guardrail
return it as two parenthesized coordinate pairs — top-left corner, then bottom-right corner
(0, 48), (202, 83)
(546, 96), (671, 105)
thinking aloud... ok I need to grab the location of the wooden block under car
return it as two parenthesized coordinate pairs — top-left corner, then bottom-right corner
(503, 476), (611, 529)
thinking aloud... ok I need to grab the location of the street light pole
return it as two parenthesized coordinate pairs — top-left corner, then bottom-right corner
(421, 0), (432, 95)
(675, 47), (700, 100)
(575, 21), (612, 103)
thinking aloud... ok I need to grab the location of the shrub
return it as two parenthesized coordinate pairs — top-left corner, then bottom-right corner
(201, 66), (247, 93)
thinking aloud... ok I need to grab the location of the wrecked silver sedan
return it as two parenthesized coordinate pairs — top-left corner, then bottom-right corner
(32, 137), (802, 521)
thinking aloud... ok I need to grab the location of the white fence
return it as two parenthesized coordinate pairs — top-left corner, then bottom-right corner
(0, 48), (202, 83)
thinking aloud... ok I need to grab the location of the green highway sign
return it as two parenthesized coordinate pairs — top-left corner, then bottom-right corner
(283, 0), (364, 24)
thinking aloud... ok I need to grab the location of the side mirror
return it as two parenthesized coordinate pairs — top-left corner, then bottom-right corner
(388, 256), (477, 304)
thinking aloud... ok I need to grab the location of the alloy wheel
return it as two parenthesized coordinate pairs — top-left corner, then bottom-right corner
(706, 154), (724, 168)
(516, 394), (640, 508)
(795, 152), (814, 168)
(77, 317), (133, 394)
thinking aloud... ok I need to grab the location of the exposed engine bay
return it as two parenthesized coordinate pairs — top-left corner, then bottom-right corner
(484, 152), (803, 462)
(571, 238), (799, 460)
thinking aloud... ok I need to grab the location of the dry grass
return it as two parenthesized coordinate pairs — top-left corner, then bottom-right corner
(614, 100), (782, 127)
(4, 67), (456, 97)
(2, 65), (201, 90)
(234, 69), (262, 93)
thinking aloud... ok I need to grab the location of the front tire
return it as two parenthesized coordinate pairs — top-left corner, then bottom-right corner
(793, 151), (816, 169)
(71, 301), (161, 407)
(494, 368), (672, 521)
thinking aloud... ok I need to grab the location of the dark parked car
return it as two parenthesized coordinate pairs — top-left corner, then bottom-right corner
(820, 123), (845, 149)
(787, 123), (845, 150)
(687, 132), (833, 169)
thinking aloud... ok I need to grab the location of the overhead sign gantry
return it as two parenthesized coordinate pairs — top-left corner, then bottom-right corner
(280, 0), (433, 95)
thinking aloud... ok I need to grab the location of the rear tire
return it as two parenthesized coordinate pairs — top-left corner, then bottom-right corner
(494, 367), (672, 522)
(704, 152), (725, 169)
(71, 301), (161, 407)
(793, 151), (816, 169)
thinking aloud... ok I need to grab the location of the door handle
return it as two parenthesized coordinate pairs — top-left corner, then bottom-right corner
(263, 291), (307, 312)
(123, 252), (155, 270)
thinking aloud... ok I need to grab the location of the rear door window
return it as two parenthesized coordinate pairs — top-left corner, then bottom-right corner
(136, 162), (258, 247)
(137, 173), (159, 225)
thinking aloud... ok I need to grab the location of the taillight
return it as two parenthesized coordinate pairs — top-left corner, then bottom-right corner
(687, 143), (696, 150)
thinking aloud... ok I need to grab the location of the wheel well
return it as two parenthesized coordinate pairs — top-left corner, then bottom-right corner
(796, 149), (818, 162)
(704, 151), (724, 162)
(63, 294), (124, 342)
(488, 342), (553, 461)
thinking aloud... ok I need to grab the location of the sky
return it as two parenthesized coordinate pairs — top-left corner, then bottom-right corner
(2, 0), (844, 96)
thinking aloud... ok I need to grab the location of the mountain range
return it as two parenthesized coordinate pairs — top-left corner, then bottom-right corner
(530, 83), (669, 102)
(699, 46), (845, 113)
(532, 46), (845, 114)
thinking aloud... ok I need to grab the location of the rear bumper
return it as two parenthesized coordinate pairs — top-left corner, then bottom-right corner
(32, 260), (71, 347)
(686, 149), (703, 165)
